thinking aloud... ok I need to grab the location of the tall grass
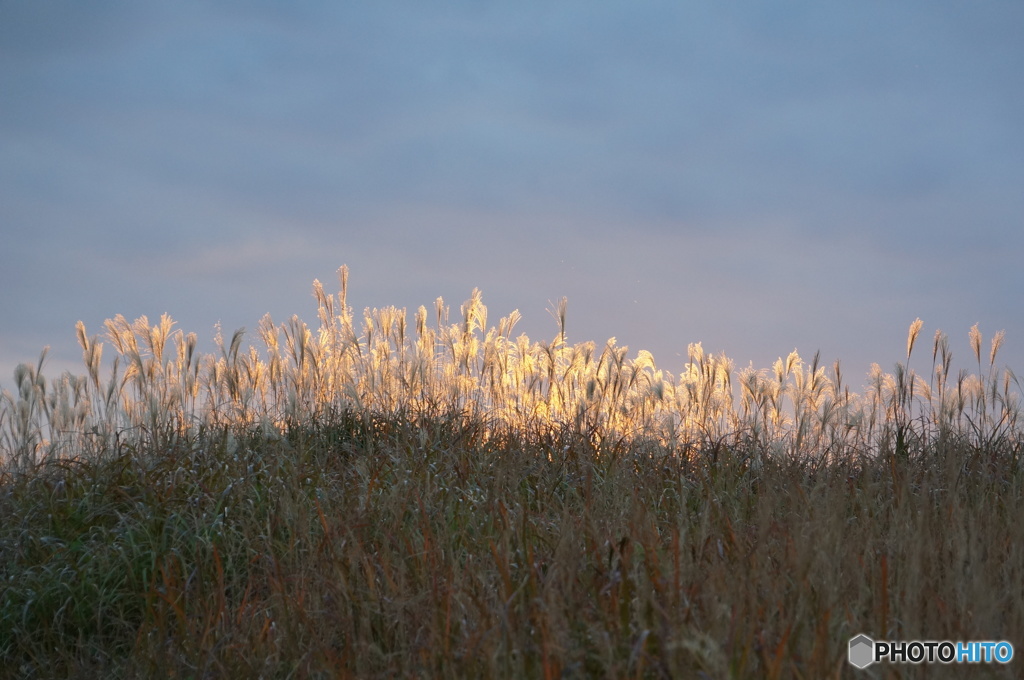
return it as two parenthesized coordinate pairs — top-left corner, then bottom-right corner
(1, 267), (1021, 678)
(3, 267), (1019, 469)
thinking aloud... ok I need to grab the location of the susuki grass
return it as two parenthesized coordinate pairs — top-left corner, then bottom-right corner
(1, 266), (1022, 678)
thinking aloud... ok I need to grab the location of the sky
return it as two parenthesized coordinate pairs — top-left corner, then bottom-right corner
(2, 1), (1023, 394)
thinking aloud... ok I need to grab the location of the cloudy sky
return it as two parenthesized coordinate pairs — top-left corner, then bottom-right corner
(2, 1), (1022, 393)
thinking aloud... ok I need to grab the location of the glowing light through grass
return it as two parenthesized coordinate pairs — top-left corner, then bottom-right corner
(1, 266), (1019, 469)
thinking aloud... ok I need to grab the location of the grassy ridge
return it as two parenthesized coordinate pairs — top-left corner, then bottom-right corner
(3, 410), (1021, 678)
(2, 268), (1022, 677)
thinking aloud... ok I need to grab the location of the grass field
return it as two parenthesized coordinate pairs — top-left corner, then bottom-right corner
(2, 268), (1021, 678)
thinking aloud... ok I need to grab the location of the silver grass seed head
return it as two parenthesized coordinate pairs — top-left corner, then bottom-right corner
(907, 318), (923, 359)
(990, 330), (1005, 367)
(969, 324), (982, 365)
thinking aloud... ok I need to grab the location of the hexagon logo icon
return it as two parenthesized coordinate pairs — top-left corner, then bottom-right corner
(849, 634), (875, 669)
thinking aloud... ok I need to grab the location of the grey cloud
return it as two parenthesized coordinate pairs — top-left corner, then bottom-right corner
(2, 1), (1023, 387)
